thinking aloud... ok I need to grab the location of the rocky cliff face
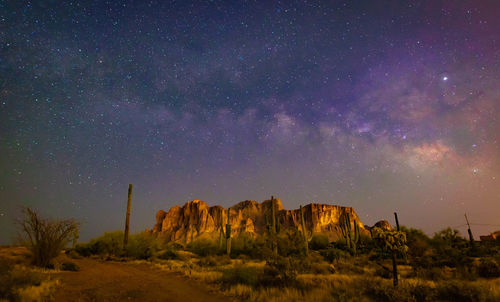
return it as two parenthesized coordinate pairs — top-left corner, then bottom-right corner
(152, 199), (371, 243)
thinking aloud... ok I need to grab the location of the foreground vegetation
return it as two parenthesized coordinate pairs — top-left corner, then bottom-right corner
(3, 207), (499, 301)
(73, 227), (500, 302)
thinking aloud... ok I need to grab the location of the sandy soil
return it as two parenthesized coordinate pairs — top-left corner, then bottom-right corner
(50, 258), (230, 302)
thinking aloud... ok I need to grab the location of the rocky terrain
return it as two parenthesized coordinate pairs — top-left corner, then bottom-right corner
(152, 198), (387, 243)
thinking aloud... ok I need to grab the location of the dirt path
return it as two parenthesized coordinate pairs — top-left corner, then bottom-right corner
(51, 258), (231, 302)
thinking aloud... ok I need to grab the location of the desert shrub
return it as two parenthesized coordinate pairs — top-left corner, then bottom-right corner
(126, 232), (159, 259)
(16, 207), (79, 267)
(74, 243), (92, 257)
(92, 231), (123, 255)
(75, 231), (161, 259)
(198, 255), (231, 267)
(431, 228), (469, 267)
(309, 233), (329, 250)
(231, 233), (258, 257)
(374, 264), (392, 279)
(61, 261), (79, 271)
(157, 245), (179, 260)
(321, 247), (347, 263)
(221, 264), (260, 288)
(0, 263), (44, 301)
(187, 238), (218, 257)
(363, 279), (414, 302)
(436, 280), (491, 302)
(277, 229), (307, 257)
(477, 258), (500, 278)
(260, 256), (298, 287)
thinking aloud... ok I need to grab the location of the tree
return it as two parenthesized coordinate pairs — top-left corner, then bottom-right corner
(17, 207), (79, 267)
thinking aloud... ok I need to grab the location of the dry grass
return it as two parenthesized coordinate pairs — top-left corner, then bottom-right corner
(150, 254), (500, 302)
(17, 279), (60, 302)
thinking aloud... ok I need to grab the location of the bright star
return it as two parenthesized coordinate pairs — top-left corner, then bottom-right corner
(442, 76), (448, 81)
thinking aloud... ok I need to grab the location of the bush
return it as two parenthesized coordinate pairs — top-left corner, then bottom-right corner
(221, 264), (260, 288)
(309, 234), (329, 250)
(61, 262), (79, 271)
(321, 247), (347, 263)
(260, 256), (298, 287)
(91, 231), (123, 256)
(157, 245), (179, 260)
(436, 280), (491, 302)
(0, 262), (44, 301)
(17, 207), (79, 267)
(126, 232), (159, 260)
(187, 238), (218, 257)
(231, 233), (258, 257)
(477, 258), (500, 278)
(198, 255), (231, 267)
(277, 229), (307, 257)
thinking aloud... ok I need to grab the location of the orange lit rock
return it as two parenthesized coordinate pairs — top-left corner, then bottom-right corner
(152, 198), (371, 243)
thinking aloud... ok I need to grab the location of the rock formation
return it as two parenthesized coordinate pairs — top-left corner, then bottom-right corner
(371, 220), (393, 231)
(152, 199), (375, 243)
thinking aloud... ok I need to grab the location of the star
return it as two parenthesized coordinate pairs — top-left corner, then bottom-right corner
(442, 76), (448, 81)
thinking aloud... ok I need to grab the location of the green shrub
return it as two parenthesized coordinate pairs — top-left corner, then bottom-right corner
(187, 238), (218, 257)
(309, 234), (330, 250)
(76, 231), (162, 260)
(231, 233), (258, 257)
(157, 246), (179, 260)
(277, 229), (307, 257)
(260, 256), (298, 287)
(221, 264), (260, 288)
(477, 258), (500, 278)
(61, 262), (79, 271)
(83, 231), (124, 256)
(126, 232), (159, 260)
(321, 247), (347, 262)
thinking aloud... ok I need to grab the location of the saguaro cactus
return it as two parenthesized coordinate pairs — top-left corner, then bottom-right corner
(226, 208), (231, 256)
(123, 184), (133, 249)
(219, 211), (225, 250)
(300, 205), (309, 255)
(270, 196), (279, 255)
(339, 212), (359, 253)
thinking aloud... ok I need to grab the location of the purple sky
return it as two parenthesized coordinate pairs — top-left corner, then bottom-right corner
(1, 1), (499, 243)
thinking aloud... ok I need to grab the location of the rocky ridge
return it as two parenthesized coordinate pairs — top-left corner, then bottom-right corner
(152, 199), (386, 243)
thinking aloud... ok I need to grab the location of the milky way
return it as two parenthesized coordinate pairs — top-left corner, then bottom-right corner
(1, 1), (499, 243)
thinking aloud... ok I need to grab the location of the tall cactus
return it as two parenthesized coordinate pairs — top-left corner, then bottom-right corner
(219, 211), (225, 250)
(123, 184), (133, 251)
(226, 208), (231, 256)
(271, 196), (278, 255)
(339, 212), (359, 254)
(300, 205), (308, 255)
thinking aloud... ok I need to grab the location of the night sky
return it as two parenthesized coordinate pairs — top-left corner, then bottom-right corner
(1, 1), (499, 244)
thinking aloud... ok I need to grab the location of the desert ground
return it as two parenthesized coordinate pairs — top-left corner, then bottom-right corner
(0, 246), (229, 302)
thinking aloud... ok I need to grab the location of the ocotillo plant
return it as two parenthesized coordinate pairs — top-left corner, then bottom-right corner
(226, 208), (231, 256)
(372, 227), (408, 287)
(300, 205), (308, 255)
(339, 212), (359, 254)
(219, 211), (225, 250)
(123, 184), (133, 250)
